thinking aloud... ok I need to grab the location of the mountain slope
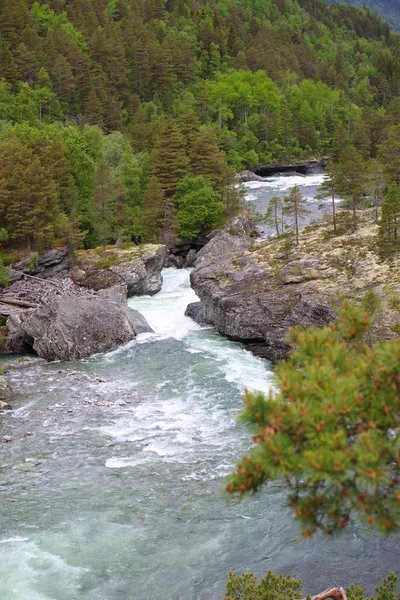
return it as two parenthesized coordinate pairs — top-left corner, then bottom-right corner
(327, 0), (400, 30)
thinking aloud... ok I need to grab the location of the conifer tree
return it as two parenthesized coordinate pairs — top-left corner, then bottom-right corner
(151, 117), (189, 197)
(336, 146), (366, 233)
(141, 176), (167, 241)
(263, 196), (283, 238)
(317, 159), (338, 234)
(378, 184), (400, 256)
(283, 185), (309, 245)
(189, 128), (227, 193)
(93, 160), (121, 245)
(226, 303), (400, 536)
(367, 158), (388, 222)
(0, 139), (60, 249)
(378, 124), (400, 185)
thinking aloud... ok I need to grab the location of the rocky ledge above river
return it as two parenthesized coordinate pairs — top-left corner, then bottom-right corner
(188, 211), (400, 363)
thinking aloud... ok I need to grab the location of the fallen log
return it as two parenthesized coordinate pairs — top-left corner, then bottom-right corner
(0, 297), (38, 309)
(305, 587), (348, 600)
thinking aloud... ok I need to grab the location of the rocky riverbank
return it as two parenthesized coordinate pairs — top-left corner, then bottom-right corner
(0, 243), (167, 363)
(188, 210), (400, 362)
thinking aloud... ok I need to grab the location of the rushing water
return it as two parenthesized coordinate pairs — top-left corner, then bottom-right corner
(244, 172), (335, 237)
(0, 177), (399, 599)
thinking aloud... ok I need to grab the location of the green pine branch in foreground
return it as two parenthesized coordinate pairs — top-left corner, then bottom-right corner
(226, 303), (400, 536)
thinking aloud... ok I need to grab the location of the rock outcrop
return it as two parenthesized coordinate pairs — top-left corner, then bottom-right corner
(7, 287), (153, 361)
(75, 244), (167, 297)
(10, 248), (72, 283)
(190, 210), (400, 363)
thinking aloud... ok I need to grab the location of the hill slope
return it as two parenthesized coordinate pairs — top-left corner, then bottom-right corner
(327, 0), (400, 30)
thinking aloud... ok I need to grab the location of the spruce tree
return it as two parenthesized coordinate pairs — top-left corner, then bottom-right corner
(378, 184), (400, 256)
(283, 186), (310, 245)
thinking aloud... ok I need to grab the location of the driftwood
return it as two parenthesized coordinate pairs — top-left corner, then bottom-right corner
(304, 587), (348, 600)
(0, 297), (38, 308)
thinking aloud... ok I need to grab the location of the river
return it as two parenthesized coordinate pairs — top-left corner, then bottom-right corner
(0, 176), (398, 599)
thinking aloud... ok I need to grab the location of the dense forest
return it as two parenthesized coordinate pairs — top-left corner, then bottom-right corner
(1, 0), (400, 252)
(327, 0), (400, 32)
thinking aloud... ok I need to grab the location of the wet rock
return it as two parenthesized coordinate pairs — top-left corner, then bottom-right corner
(7, 293), (153, 361)
(2, 436), (13, 443)
(0, 401), (11, 410)
(185, 302), (212, 326)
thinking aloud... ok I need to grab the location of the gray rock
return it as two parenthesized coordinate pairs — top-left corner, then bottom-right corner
(77, 245), (166, 297)
(10, 248), (72, 282)
(183, 249), (197, 268)
(185, 302), (212, 326)
(7, 293), (153, 361)
(190, 234), (336, 363)
(195, 214), (254, 267)
(166, 254), (185, 269)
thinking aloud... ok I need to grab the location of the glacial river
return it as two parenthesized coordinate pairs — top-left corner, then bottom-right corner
(0, 176), (398, 599)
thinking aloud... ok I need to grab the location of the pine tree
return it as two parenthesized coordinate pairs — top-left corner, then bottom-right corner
(317, 160), (338, 234)
(378, 184), (400, 256)
(263, 196), (283, 238)
(151, 117), (189, 197)
(0, 41), (20, 88)
(226, 303), (400, 536)
(141, 176), (167, 241)
(367, 158), (388, 222)
(378, 124), (400, 185)
(336, 146), (366, 233)
(93, 161), (121, 245)
(189, 128), (228, 193)
(283, 186), (310, 245)
(0, 139), (60, 249)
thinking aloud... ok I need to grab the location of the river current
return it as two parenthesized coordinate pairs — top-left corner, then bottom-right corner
(0, 176), (399, 599)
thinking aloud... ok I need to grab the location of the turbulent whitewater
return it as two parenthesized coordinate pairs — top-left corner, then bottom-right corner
(0, 179), (398, 599)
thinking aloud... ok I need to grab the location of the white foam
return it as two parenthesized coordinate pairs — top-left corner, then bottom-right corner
(0, 537), (29, 544)
(244, 173), (325, 193)
(128, 268), (201, 340)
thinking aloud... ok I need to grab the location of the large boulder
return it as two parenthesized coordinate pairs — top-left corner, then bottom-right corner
(194, 213), (254, 266)
(75, 244), (167, 297)
(10, 248), (72, 283)
(7, 292), (153, 361)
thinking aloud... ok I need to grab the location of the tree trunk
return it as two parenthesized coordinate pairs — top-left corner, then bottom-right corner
(274, 202), (280, 237)
(331, 186), (337, 234)
(352, 198), (357, 232)
(295, 202), (299, 245)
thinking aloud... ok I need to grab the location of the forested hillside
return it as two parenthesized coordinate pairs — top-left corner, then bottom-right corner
(1, 0), (400, 252)
(327, 0), (400, 32)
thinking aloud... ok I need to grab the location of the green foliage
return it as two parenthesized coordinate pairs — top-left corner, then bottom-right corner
(224, 571), (400, 600)
(224, 571), (302, 600)
(378, 184), (400, 256)
(226, 303), (400, 536)
(174, 176), (224, 239)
